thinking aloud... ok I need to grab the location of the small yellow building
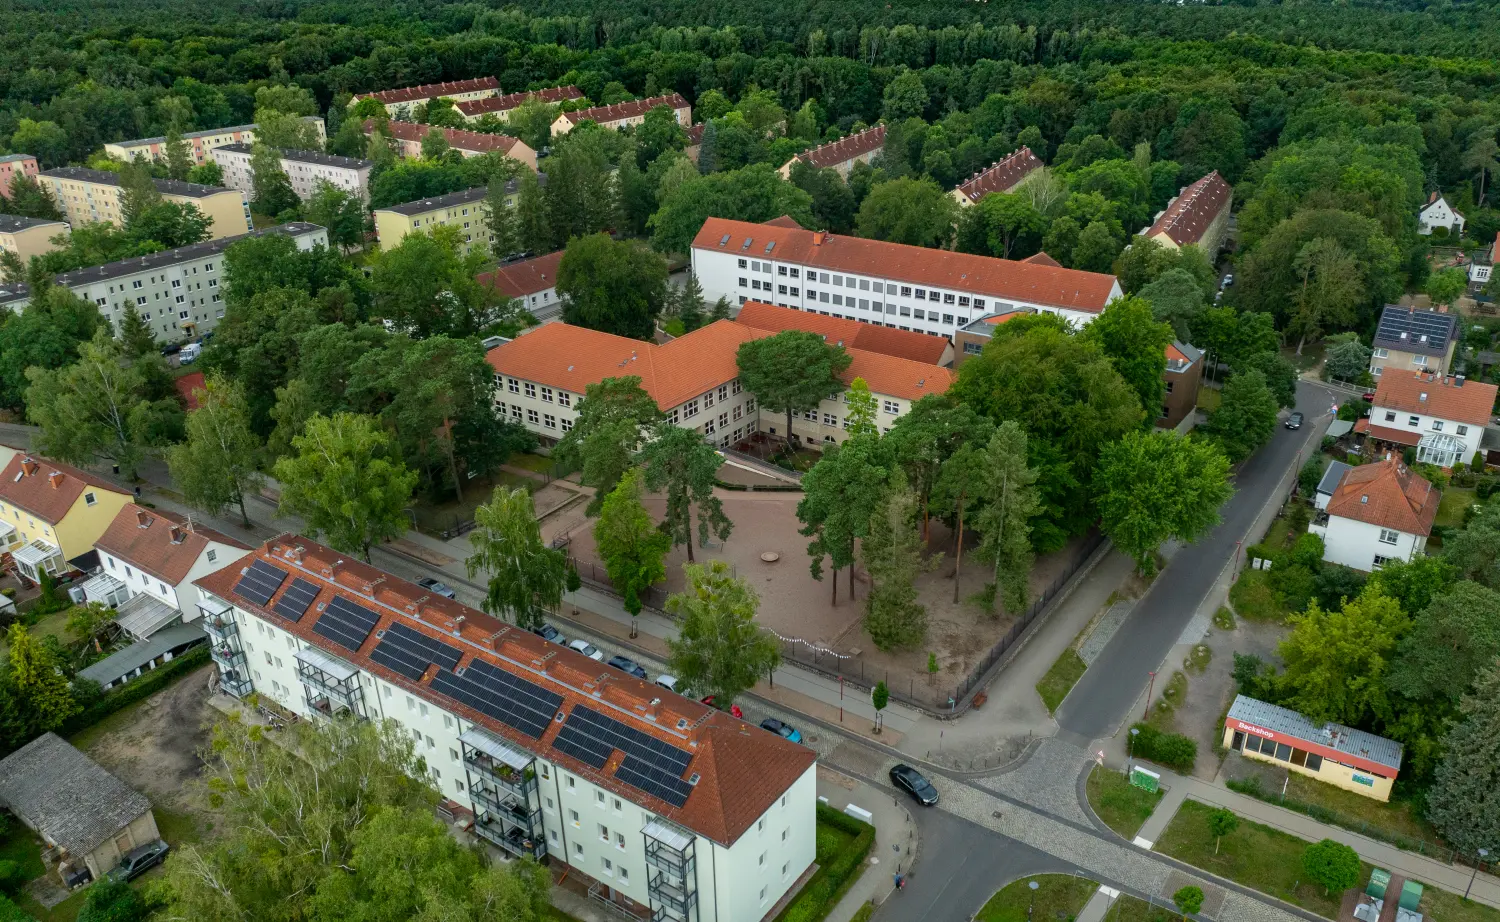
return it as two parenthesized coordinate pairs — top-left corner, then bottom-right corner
(1223, 695), (1403, 802)
(0, 215), (68, 262)
(0, 454), (134, 583)
(40, 167), (251, 241)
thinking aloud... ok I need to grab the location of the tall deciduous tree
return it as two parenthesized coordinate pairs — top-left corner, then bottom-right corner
(466, 487), (567, 630)
(371, 225), (516, 338)
(974, 421), (1041, 615)
(641, 423), (732, 562)
(843, 377), (878, 439)
(1301, 840), (1361, 896)
(735, 330), (850, 446)
(1426, 657), (1500, 856)
(855, 177), (959, 247)
(555, 376), (662, 515)
(167, 375), (265, 526)
(1096, 430), (1233, 573)
(883, 395), (994, 538)
(932, 441), (986, 602)
(1080, 295), (1172, 425)
(1276, 588), (1410, 726)
(593, 468), (671, 625)
(249, 143), (299, 218)
(955, 192), (1046, 259)
(797, 437), (888, 604)
(1288, 237), (1362, 353)
(513, 169), (551, 255)
(665, 560), (781, 704)
(861, 471), (931, 650)
(7, 623), (78, 731)
(0, 284), (102, 411)
(1387, 581), (1500, 703)
(1443, 502), (1500, 590)
(557, 234), (669, 340)
(303, 180), (366, 251)
(1201, 369), (1279, 463)
(273, 412), (418, 562)
(117, 160), (162, 226)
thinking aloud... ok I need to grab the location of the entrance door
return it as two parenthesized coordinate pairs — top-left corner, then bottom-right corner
(1231, 730), (1245, 751)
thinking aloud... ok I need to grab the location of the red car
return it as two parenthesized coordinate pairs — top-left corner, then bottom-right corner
(701, 696), (743, 719)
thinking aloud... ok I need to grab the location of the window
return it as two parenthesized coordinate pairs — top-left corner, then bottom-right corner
(739, 277), (749, 287)
(524, 383), (537, 398)
(527, 409), (539, 424)
(778, 266), (788, 276)
(683, 399), (700, 418)
(789, 287), (799, 297)
(745, 398), (755, 412)
(963, 341), (983, 355)
(778, 284), (788, 294)
(1384, 411), (1396, 422)
(760, 887), (767, 904)
(1374, 554), (1396, 569)
(601, 857), (613, 876)
(541, 387), (553, 403)
(561, 418), (573, 432)
(1379, 528), (1400, 545)
(758, 819), (765, 833)
(84, 492), (97, 506)
(704, 391), (715, 408)
(781, 828), (788, 841)
(883, 400), (899, 415)
(597, 792), (606, 806)
(620, 868), (629, 885)
(1412, 355), (1428, 367)
(1373, 348), (1388, 358)
(566, 776), (576, 790)
(1458, 425), (1469, 436)
(544, 414), (556, 429)
(944, 293), (956, 304)
(783, 862), (789, 878)
(943, 314), (955, 325)
(508, 378), (520, 393)
(789, 268), (799, 278)
(738, 259), (747, 268)
(599, 823), (609, 840)
(569, 810), (580, 825)
(1431, 420), (1443, 431)
(758, 852), (766, 867)
(419, 703), (428, 717)
(819, 273), (830, 283)
(616, 832), (626, 848)
(823, 413), (837, 426)
(832, 294), (843, 306)
(574, 843), (584, 857)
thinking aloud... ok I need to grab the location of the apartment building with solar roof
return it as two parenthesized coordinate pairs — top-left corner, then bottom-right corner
(196, 535), (818, 922)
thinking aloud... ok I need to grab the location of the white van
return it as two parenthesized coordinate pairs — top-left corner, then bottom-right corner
(179, 343), (202, 364)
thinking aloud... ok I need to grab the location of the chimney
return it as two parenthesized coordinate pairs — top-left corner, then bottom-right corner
(813, 231), (828, 246)
(20, 458), (37, 476)
(1456, 375), (1465, 387)
(47, 471), (64, 489)
(136, 509), (151, 528)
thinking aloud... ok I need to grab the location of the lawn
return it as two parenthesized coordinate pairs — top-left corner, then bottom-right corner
(978, 874), (1098, 922)
(19, 887), (88, 922)
(1284, 774), (1441, 847)
(1036, 649), (1087, 715)
(1108, 894), (1179, 922)
(767, 447), (822, 474)
(1154, 799), (1372, 919)
(0, 607), (73, 657)
(1436, 488), (1478, 529)
(1419, 878), (1500, 922)
(0, 824), (46, 882)
(506, 452), (557, 475)
(411, 469), (538, 535)
(1283, 342), (1327, 374)
(1228, 569), (1290, 623)
(1197, 387), (1222, 412)
(1086, 765), (1163, 840)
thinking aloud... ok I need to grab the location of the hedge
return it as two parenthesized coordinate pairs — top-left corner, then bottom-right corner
(772, 804), (875, 922)
(714, 479), (803, 492)
(62, 645), (210, 736)
(1130, 723), (1197, 773)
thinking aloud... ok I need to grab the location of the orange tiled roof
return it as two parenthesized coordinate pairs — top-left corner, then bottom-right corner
(955, 147), (1044, 203)
(792, 125), (886, 170)
(477, 250), (564, 299)
(1020, 251), (1062, 267)
(195, 536), (816, 845)
(353, 77), (500, 106)
(485, 319), (952, 406)
(1144, 171), (1232, 247)
(1326, 459), (1439, 535)
(368, 120), (523, 156)
(455, 86), (583, 117)
(692, 217), (1119, 314)
(94, 505), (250, 586)
(0, 455), (131, 525)
(1372, 370), (1497, 426)
(1355, 419), (1422, 447)
(560, 94), (689, 126)
(733, 301), (949, 365)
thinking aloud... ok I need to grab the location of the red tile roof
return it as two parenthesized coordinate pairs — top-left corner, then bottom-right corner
(1326, 459), (1439, 535)
(792, 125), (886, 170)
(1020, 251), (1062, 267)
(763, 215), (804, 229)
(354, 77), (501, 106)
(560, 94), (690, 127)
(455, 86), (583, 118)
(1372, 370), (1497, 426)
(733, 301), (949, 365)
(368, 120), (524, 156)
(1354, 419), (1422, 447)
(476, 250), (565, 299)
(175, 371), (206, 411)
(1144, 171), (1233, 247)
(94, 505), (250, 586)
(485, 319), (952, 406)
(692, 217), (1121, 314)
(196, 536), (816, 845)
(0, 455), (131, 524)
(685, 123), (706, 146)
(955, 147), (1044, 203)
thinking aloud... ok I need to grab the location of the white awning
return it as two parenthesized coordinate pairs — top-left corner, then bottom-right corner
(78, 572), (126, 601)
(0, 520), (14, 540)
(643, 818), (693, 850)
(13, 540), (60, 568)
(294, 645), (359, 681)
(114, 593), (181, 641)
(459, 727), (534, 770)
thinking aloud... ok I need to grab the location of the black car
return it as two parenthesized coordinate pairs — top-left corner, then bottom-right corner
(1284, 412), (1304, 430)
(532, 623), (566, 645)
(889, 764), (939, 806)
(415, 576), (457, 599)
(606, 654), (647, 679)
(107, 840), (170, 882)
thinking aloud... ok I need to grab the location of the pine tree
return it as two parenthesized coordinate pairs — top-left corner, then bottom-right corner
(1426, 658), (1500, 856)
(974, 421), (1041, 614)
(164, 123), (193, 181)
(117, 304), (157, 358)
(514, 169), (551, 254)
(697, 120), (718, 174)
(710, 296), (732, 321)
(679, 271), (707, 323)
(484, 176), (518, 261)
(862, 471), (932, 650)
(679, 295), (704, 333)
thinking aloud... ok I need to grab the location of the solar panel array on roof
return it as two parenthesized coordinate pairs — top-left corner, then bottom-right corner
(369, 622), (462, 681)
(313, 596), (380, 652)
(1375, 308), (1454, 356)
(429, 659), (561, 739)
(273, 578), (320, 623)
(235, 560), (287, 607)
(554, 705), (695, 807)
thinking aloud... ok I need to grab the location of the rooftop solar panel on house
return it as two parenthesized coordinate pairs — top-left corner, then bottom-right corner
(554, 705), (694, 806)
(313, 596), (380, 652)
(369, 622), (462, 681)
(429, 659), (561, 739)
(235, 560), (288, 607)
(273, 578), (320, 623)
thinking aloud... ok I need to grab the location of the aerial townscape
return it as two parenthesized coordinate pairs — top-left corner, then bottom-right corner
(1, 1), (1500, 921)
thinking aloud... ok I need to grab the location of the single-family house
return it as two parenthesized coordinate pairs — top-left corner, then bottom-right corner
(1417, 192), (1464, 237)
(0, 456), (134, 583)
(1355, 371), (1498, 468)
(1471, 233), (1498, 288)
(1310, 459), (1438, 572)
(476, 250), (565, 322)
(1370, 306), (1459, 378)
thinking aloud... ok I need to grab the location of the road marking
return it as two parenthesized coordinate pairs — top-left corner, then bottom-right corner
(1133, 837), (1154, 849)
(1099, 886), (1121, 899)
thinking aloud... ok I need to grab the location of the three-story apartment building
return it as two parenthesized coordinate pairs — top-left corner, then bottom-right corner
(373, 183), (529, 257)
(40, 167), (251, 240)
(370, 121), (539, 171)
(552, 95), (691, 136)
(351, 77), (502, 118)
(211, 145), (374, 203)
(0, 214), (68, 262)
(0, 155), (39, 198)
(195, 536), (818, 922)
(457, 86), (585, 122)
(777, 126), (886, 180)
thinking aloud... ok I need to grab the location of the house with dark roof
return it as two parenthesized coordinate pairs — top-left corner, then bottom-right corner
(1224, 695), (1403, 801)
(1371, 306), (1459, 378)
(195, 535), (818, 922)
(0, 733), (160, 881)
(1310, 459), (1439, 572)
(211, 144), (373, 203)
(951, 147), (1044, 207)
(41, 167), (251, 241)
(778, 125), (886, 180)
(1354, 370), (1498, 467)
(0, 455), (134, 583)
(366, 120), (538, 171)
(552, 94), (691, 136)
(1139, 171), (1233, 255)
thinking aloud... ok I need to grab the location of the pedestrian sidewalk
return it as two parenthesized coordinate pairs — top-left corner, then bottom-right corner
(1077, 886), (1123, 922)
(817, 768), (919, 922)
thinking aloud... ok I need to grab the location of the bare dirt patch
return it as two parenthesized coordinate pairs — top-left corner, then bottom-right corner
(1168, 619), (1285, 780)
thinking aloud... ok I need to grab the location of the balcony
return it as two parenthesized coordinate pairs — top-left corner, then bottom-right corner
(218, 668), (253, 698)
(294, 647), (364, 719)
(643, 819), (696, 922)
(646, 871), (694, 917)
(474, 810), (546, 860)
(210, 642), (246, 670)
(459, 728), (539, 796)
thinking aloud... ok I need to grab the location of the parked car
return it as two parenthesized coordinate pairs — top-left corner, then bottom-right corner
(568, 639), (604, 661)
(1220, 273), (1234, 288)
(532, 623), (566, 645)
(889, 764), (939, 806)
(655, 674), (680, 693)
(606, 654), (647, 679)
(701, 695), (743, 719)
(107, 840), (170, 882)
(1284, 411), (1304, 430)
(179, 342), (202, 364)
(415, 577), (457, 599)
(759, 717), (803, 744)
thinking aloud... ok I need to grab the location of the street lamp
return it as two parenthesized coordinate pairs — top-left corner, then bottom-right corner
(1029, 880), (1040, 922)
(1466, 847), (1490, 900)
(1129, 728), (1141, 766)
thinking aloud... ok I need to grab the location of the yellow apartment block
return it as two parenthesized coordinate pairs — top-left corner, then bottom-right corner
(40, 167), (251, 240)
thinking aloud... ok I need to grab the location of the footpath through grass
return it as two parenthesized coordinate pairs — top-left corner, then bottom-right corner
(1086, 766), (1163, 840)
(978, 874), (1098, 922)
(1154, 800), (1370, 919)
(1036, 649), (1087, 715)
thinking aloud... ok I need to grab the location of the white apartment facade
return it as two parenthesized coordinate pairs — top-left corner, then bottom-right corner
(211, 144), (374, 203)
(691, 217), (1121, 336)
(104, 117), (327, 164)
(196, 536), (818, 922)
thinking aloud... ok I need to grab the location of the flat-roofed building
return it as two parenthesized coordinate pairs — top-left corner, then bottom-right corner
(0, 214), (68, 262)
(103, 117), (327, 165)
(552, 94), (691, 136)
(952, 147), (1043, 207)
(778, 125), (885, 180)
(374, 181), (531, 257)
(692, 217), (1122, 334)
(476, 250), (565, 322)
(211, 144), (373, 203)
(1224, 695), (1403, 801)
(456, 86), (584, 122)
(195, 534), (818, 922)
(40, 167), (251, 240)
(0, 154), (39, 198)
(1139, 171), (1233, 255)
(350, 77), (501, 118)
(369, 121), (538, 171)
(0, 223), (328, 341)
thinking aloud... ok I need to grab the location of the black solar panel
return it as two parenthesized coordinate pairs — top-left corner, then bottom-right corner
(555, 705), (695, 807)
(313, 596), (380, 652)
(235, 560), (287, 607)
(1376, 307), (1454, 353)
(369, 623), (462, 681)
(273, 578), (320, 623)
(429, 659), (561, 739)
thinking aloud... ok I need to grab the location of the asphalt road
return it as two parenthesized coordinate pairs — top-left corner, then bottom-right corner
(1054, 380), (1333, 742)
